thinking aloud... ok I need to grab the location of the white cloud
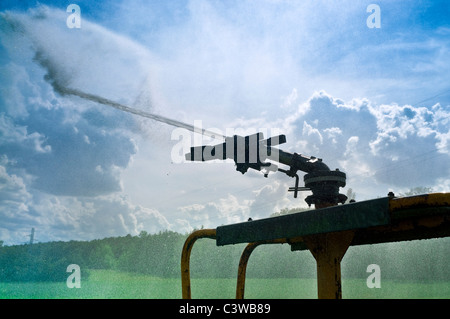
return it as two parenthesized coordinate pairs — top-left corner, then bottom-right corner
(323, 127), (342, 144)
(0, 8), (143, 197)
(173, 178), (305, 232)
(249, 180), (295, 217)
(436, 130), (450, 154)
(0, 164), (32, 212)
(1, 7), (156, 104)
(0, 189), (172, 245)
(301, 121), (323, 154)
(344, 136), (359, 157)
(367, 102), (450, 158)
(339, 136), (373, 181)
(283, 89), (449, 195)
(302, 121), (323, 144)
(1, 2), (449, 245)
(0, 113), (51, 153)
(280, 88), (298, 109)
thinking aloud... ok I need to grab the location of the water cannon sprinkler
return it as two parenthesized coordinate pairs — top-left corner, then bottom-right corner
(185, 132), (347, 207)
(55, 84), (347, 207)
(51, 86), (347, 207)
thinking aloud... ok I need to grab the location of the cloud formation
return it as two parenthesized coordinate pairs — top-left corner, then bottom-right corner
(0, 6), (166, 244)
(282, 90), (449, 198)
(0, 2), (449, 245)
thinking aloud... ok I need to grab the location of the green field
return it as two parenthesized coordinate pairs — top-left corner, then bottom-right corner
(0, 270), (449, 299)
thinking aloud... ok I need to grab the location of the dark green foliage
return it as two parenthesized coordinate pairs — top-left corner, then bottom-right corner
(0, 241), (90, 282)
(1, 230), (449, 282)
(342, 237), (450, 282)
(115, 230), (186, 277)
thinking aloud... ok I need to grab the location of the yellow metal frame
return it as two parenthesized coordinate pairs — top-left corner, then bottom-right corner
(236, 239), (288, 299)
(389, 192), (449, 211)
(180, 228), (216, 299)
(180, 193), (450, 299)
(303, 230), (354, 299)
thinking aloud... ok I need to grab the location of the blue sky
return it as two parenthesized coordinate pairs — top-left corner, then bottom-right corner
(0, 1), (449, 245)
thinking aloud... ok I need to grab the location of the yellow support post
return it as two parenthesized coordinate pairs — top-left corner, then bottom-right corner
(181, 229), (216, 299)
(304, 231), (354, 299)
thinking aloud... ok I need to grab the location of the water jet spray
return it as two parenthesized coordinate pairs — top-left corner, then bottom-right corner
(57, 86), (226, 140)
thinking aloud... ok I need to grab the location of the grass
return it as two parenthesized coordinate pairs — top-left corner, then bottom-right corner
(0, 270), (181, 299)
(0, 270), (449, 299)
(343, 278), (450, 299)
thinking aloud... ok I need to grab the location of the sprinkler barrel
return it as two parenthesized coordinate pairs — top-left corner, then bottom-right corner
(185, 132), (347, 207)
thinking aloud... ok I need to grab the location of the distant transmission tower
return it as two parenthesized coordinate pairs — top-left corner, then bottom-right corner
(29, 227), (35, 245)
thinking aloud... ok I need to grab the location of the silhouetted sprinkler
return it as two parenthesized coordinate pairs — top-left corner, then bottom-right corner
(44, 82), (347, 208)
(181, 133), (450, 300)
(185, 132), (347, 208)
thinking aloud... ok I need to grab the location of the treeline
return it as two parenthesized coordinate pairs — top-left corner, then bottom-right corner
(1, 230), (449, 282)
(0, 230), (186, 282)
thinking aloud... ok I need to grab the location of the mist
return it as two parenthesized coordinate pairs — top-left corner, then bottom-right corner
(1, 2), (448, 253)
(0, 2), (449, 301)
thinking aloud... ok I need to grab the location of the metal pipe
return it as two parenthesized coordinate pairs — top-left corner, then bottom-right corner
(180, 229), (217, 299)
(236, 242), (260, 299)
(267, 148), (330, 173)
(236, 238), (288, 299)
(184, 133), (347, 205)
